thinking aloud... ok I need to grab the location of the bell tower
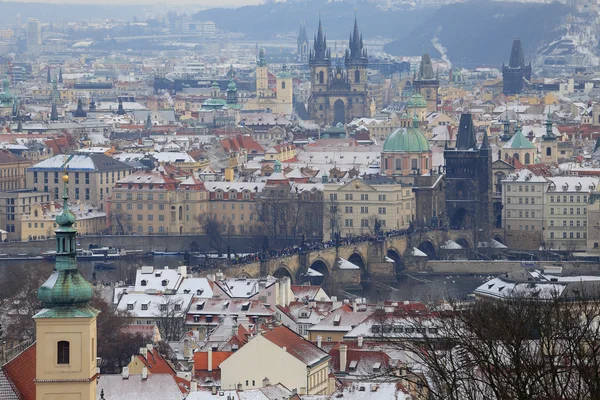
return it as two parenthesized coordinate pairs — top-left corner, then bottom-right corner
(345, 16), (367, 92)
(309, 16), (331, 90)
(34, 174), (99, 400)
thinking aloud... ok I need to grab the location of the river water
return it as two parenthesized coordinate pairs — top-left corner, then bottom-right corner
(0, 256), (492, 302)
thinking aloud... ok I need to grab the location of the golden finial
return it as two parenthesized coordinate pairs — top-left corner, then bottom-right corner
(62, 174), (69, 183)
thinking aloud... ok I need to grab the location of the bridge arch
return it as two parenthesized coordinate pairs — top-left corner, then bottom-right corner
(348, 252), (367, 277)
(386, 248), (405, 272)
(417, 240), (437, 259)
(273, 264), (294, 282)
(308, 259), (331, 287)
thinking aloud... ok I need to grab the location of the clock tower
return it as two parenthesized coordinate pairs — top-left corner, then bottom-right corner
(413, 53), (439, 113)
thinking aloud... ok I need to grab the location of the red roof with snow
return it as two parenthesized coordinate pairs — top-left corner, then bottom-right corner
(2, 343), (36, 400)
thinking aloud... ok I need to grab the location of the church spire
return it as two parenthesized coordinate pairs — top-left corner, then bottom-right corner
(310, 12), (329, 66)
(50, 101), (58, 121)
(35, 174), (96, 317)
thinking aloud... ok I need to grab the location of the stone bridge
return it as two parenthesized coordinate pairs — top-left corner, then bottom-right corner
(218, 229), (505, 287)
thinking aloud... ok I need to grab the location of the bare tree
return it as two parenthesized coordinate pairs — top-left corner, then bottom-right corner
(196, 214), (225, 256)
(108, 209), (127, 235)
(376, 293), (600, 400)
(154, 296), (186, 342)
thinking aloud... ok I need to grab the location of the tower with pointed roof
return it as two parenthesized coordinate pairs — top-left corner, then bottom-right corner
(308, 15), (369, 126)
(256, 48), (270, 99)
(34, 173), (98, 400)
(502, 38), (532, 95)
(413, 53), (439, 113)
(540, 113), (558, 164)
(444, 113), (493, 245)
(50, 101), (58, 121)
(297, 21), (309, 63)
(73, 98), (87, 118)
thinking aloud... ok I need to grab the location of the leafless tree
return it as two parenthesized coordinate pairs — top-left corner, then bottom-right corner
(375, 292), (600, 400)
(108, 209), (127, 235)
(154, 296), (186, 342)
(196, 214), (226, 256)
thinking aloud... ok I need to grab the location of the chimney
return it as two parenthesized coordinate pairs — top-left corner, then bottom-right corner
(212, 384), (218, 395)
(178, 265), (187, 278)
(262, 377), (270, 387)
(237, 383), (243, 391)
(121, 367), (129, 379)
(140, 347), (148, 358)
(316, 336), (322, 349)
(190, 380), (198, 392)
(358, 336), (364, 348)
(340, 344), (348, 373)
(141, 366), (148, 380)
(146, 343), (153, 352)
(207, 347), (213, 372)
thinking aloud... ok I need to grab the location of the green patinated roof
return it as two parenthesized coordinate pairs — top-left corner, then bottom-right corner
(34, 176), (97, 318)
(503, 129), (535, 149)
(406, 93), (426, 108)
(227, 80), (237, 91)
(203, 98), (227, 106)
(383, 124), (430, 153)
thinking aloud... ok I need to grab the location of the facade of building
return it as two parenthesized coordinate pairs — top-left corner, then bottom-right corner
(502, 170), (548, 250)
(323, 176), (414, 238)
(307, 17), (369, 126)
(0, 150), (32, 191)
(20, 201), (106, 241)
(27, 154), (133, 210)
(444, 113), (493, 244)
(544, 177), (598, 251)
(502, 39), (532, 95)
(0, 189), (51, 240)
(219, 325), (332, 395)
(109, 170), (208, 235)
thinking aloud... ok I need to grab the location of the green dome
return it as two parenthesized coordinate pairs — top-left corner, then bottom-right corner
(383, 125), (430, 153)
(407, 93), (426, 108)
(211, 81), (220, 88)
(227, 80), (237, 91)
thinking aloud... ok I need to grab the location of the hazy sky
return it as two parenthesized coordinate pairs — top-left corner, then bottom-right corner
(8, 0), (263, 4)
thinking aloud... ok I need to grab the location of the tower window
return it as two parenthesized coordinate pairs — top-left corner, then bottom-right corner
(355, 70), (360, 84)
(57, 341), (70, 364)
(281, 81), (286, 89)
(319, 71), (324, 84)
(546, 147), (552, 156)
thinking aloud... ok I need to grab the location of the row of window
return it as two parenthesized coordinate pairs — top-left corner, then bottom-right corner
(506, 197), (538, 204)
(549, 232), (587, 239)
(507, 185), (540, 193)
(343, 206), (388, 214)
(329, 192), (411, 201)
(507, 210), (540, 218)
(344, 219), (388, 228)
(550, 207), (586, 215)
(549, 220), (587, 228)
(550, 195), (588, 203)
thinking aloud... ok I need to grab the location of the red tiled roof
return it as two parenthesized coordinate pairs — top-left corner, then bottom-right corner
(136, 347), (190, 394)
(262, 325), (329, 366)
(193, 351), (233, 371)
(3, 343), (36, 400)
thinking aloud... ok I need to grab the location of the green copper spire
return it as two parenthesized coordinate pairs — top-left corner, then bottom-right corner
(258, 48), (267, 67)
(35, 174), (97, 319)
(543, 112), (556, 141)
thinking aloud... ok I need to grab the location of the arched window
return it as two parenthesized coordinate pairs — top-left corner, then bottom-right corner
(57, 341), (70, 364)
(354, 70), (360, 84)
(513, 153), (520, 161)
(318, 71), (324, 84)
(524, 153), (531, 164)
(546, 147), (552, 156)
(281, 81), (286, 89)
(178, 206), (183, 221)
(34, 210), (38, 217)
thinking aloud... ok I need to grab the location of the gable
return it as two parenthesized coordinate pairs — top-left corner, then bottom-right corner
(339, 178), (376, 192)
(219, 335), (303, 370)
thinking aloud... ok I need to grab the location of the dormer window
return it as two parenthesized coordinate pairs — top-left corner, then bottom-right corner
(141, 280), (147, 286)
(197, 301), (205, 310)
(127, 303), (134, 310)
(141, 303), (149, 311)
(160, 304), (167, 311)
(174, 304), (181, 311)
(348, 360), (358, 372)
(372, 362), (381, 372)
(161, 279), (168, 287)
(196, 289), (204, 296)
(241, 301), (250, 311)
